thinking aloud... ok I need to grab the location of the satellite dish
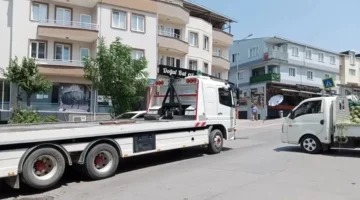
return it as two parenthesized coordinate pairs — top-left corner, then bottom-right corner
(268, 94), (284, 106)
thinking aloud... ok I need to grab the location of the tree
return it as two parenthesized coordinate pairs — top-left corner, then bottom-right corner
(84, 37), (149, 116)
(2, 57), (52, 108)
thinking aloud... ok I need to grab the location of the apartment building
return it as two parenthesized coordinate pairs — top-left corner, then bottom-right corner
(0, 0), (158, 119)
(0, 0), (235, 121)
(228, 36), (340, 119)
(157, 0), (235, 80)
(339, 50), (360, 97)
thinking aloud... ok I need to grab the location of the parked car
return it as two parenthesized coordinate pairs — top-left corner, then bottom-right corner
(115, 111), (147, 120)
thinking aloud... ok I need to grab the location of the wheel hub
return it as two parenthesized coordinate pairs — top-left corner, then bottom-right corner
(214, 135), (222, 148)
(95, 155), (104, 166)
(35, 160), (46, 172)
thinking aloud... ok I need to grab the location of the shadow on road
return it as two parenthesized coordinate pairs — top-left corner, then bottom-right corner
(0, 146), (232, 199)
(274, 146), (360, 158)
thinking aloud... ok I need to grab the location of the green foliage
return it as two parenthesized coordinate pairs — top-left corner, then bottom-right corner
(84, 37), (149, 116)
(2, 57), (52, 107)
(8, 109), (58, 124)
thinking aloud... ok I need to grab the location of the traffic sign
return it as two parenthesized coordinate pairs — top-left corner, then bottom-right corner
(322, 77), (335, 89)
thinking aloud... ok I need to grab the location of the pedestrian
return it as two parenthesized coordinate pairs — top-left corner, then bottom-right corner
(251, 104), (258, 121)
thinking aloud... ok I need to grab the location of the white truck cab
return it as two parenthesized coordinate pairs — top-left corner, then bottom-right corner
(281, 96), (336, 153)
(282, 95), (360, 154)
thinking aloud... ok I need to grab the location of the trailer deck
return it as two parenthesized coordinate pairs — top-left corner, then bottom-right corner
(0, 119), (207, 146)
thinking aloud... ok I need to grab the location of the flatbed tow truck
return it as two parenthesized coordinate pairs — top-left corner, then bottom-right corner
(0, 70), (239, 190)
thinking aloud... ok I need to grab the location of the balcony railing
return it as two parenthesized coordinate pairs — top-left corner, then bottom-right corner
(38, 20), (99, 31)
(264, 50), (288, 61)
(35, 58), (84, 67)
(250, 73), (281, 84)
(213, 52), (229, 61)
(158, 30), (187, 43)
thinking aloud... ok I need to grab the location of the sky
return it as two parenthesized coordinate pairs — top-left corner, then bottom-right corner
(191, 0), (360, 53)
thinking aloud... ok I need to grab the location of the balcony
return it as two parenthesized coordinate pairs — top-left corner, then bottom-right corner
(212, 53), (230, 70)
(264, 50), (288, 61)
(156, 0), (189, 24)
(158, 30), (188, 55)
(212, 28), (233, 47)
(51, 0), (98, 7)
(250, 73), (281, 84)
(38, 20), (99, 42)
(36, 59), (84, 68)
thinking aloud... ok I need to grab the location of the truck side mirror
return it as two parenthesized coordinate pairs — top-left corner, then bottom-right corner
(289, 111), (295, 119)
(236, 88), (240, 99)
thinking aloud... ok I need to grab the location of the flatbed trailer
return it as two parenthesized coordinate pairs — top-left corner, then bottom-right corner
(0, 74), (239, 190)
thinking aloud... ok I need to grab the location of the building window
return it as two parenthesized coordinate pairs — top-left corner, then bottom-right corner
(55, 43), (71, 61)
(30, 41), (46, 59)
(164, 56), (180, 68)
(350, 52), (355, 65)
(203, 62), (209, 74)
(289, 67), (296, 77)
(324, 73), (330, 78)
(80, 48), (90, 62)
(305, 50), (312, 59)
(188, 60), (197, 70)
(238, 71), (244, 80)
(318, 53), (324, 62)
(330, 56), (335, 64)
(203, 35), (209, 51)
(112, 10), (127, 29)
(31, 2), (48, 21)
(232, 54), (236, 62)
(131, 14), (145, 33)
(349, 69), (356, 76)
(248, 46), (259, 58)
(307, 70), (313, 80)
(214, 48), (222, 57)
(292, 47), (299, 56)
(131, 49), (144, 60)
(55, 7), (72, 26)
(189, 32), (198, 47)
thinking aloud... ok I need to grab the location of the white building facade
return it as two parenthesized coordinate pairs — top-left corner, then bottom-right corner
(228, 37), (340, 119)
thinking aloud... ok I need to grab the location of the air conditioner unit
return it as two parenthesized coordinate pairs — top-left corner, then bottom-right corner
(72, 115), (87, 122)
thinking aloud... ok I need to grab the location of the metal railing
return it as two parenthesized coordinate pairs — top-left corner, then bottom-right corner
(158, 30), (187, 42)
(213, 52), (229, 60)
(264, 50), (288, 61)
(38, 19), (99, 31)
(35, 58), (84, 67)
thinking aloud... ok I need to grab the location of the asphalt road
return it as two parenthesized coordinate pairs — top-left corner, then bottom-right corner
(2, 119), (360, 200)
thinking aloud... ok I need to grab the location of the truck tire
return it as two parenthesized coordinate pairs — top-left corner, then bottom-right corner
(84, 143), (119, 180)
(300, 135), (322, 154)
(208, 129), (224, 154)
(21, 148), (66, 189)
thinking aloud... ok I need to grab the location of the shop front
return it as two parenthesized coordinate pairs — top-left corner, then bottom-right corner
(266, 82), (323, 118)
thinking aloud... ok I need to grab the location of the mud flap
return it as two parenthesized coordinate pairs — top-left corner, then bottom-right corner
(5, 175), (20, 189)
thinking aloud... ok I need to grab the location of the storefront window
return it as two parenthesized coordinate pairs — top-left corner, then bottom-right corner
(20, 82), (92, 112)
(0, 81), (10, 110)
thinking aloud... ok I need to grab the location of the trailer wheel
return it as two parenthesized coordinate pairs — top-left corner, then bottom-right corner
(21, 148), (66, 189)
(208, 129), (224, 154)
(84, 143), (119, 180)
(301, 135), (322, 154)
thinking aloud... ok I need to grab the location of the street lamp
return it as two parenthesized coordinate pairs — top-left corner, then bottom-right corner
(236, 34), (253, 88)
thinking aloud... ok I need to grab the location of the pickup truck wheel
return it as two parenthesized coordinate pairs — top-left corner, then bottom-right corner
(301, 135), (322, 154)
(84, 144), (119, 180)
(21, 148), (65, 189)
(208, 129), (224, 154)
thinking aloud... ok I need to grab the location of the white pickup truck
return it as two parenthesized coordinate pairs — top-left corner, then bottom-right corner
(281, 95), (360, 154)
(0, 74), (239, 190)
